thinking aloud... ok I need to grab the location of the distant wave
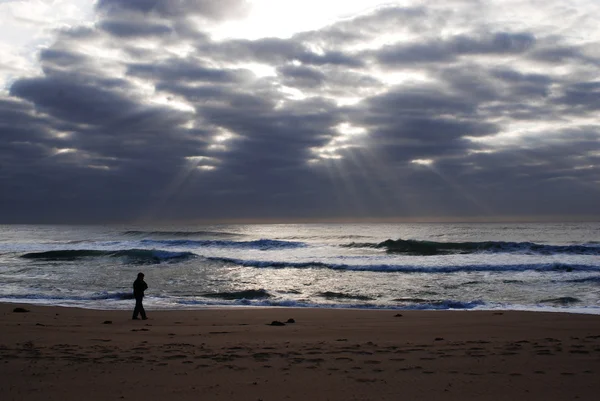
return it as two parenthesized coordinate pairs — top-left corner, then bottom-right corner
(566, 276), (600, 283)
(21, 249), (196, 264)
(317, 291), (375, 301)
(281, 234), (371, 240)
(442, 281), (483, 289)
(343, 239), (600, 256)
(206, 256), (599, 273)
(123, 230), (241, 238)
(0, 291), (134, 301)
(140, 238), (306, 250)
(538, 297), (581, 305)
(91, 291), (135, 300)
(201, 289), (271, 300)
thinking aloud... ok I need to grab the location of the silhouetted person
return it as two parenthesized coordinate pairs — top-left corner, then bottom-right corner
(132, 272), (148, 320)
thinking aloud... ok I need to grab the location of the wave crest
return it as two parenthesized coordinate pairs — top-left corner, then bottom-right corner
(538, 297), (581, 305)
(344, 239), (600, 256)
(206, 256), (598, 273)
(21, 249), (196, 264)
(140, 238), (305, 250)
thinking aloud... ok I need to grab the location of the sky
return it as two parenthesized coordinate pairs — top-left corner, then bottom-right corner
(0, 0), (599, 224)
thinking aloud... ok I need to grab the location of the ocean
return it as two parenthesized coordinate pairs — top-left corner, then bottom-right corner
(0, 223), (599, 313)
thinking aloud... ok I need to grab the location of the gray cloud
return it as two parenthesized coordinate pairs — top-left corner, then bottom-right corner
(295, 6), (429, 48)
(1, 2), (599, 223)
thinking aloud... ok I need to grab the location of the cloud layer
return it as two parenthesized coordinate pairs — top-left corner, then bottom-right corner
(1, 0), (599, 223)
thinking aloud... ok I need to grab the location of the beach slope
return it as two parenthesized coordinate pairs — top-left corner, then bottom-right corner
(1, 303), (600, 400)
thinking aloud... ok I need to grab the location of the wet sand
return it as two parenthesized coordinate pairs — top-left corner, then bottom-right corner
(2, 303), (600, 400)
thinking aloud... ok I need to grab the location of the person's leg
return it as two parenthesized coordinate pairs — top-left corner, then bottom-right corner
(133, 297), (142, 319)
(140, 300), (147, 320)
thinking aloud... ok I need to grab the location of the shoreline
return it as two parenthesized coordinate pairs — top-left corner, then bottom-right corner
(2, 302), (600, 400)
(2, 300), (600, 316)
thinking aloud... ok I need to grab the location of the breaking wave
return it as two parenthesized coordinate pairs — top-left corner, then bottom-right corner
(538, 297), (581, 305)
(206, 256), (598, 273)
(21, 249), (196, 264)
(317, 291), (375, 301)
(392, 298), (486, 309)
(176, 298), (487, 310)
(567, 276), (600, 283)
(343, 239), (600, 256)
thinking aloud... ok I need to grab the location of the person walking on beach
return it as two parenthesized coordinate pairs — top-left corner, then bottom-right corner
(132, 272), (148, 320)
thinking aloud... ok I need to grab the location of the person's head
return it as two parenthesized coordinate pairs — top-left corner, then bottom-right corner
(137, 272), (145, 279)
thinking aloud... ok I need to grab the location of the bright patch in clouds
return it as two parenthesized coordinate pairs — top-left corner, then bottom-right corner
(212, 0), (386, 40)
(411, 159), (434, 167)
(311, 123), (368, 161)
(0, 0), (94, 89)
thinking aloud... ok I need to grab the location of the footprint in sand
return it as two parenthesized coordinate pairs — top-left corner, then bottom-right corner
(354, 377), (377, 383)
(164, 354), (187, 360)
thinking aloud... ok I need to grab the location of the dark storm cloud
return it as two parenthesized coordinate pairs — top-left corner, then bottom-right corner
(96, 0), (249, 20)
(99, 19), (174, 38)
(11, 76), (146, 126)
(299, 51), (365, 68)
(362, 85), (479, 118)
(435, 65), (554, 105)
(440, 127), (600, 209)
(490, 69), (552, 92)
(203, 37), (305, 64)
(336, 84), (499, 163)
(277, 65), (327, 88)
(188, 91), (339, 172)
(37, 48), (90, 68)
(319, 124), (600, 219)
(528, 43), (600, 67)
(375, 32), (536, 66)
(1, 3), (599, 223)
(554, 81), (600, 111)
(128, 58), (254, 84)
(530, 46), (585, 63)
(0, 97), (48, 142)
(203, 37), (365, 68)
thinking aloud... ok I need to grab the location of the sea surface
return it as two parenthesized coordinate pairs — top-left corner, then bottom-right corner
(0, 223), (599, 313)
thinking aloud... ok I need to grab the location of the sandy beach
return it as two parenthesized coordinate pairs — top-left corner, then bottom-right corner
(1, 303), (600, 400)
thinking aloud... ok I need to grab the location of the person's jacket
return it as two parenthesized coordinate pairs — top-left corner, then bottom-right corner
(133, 279), (148, 299)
